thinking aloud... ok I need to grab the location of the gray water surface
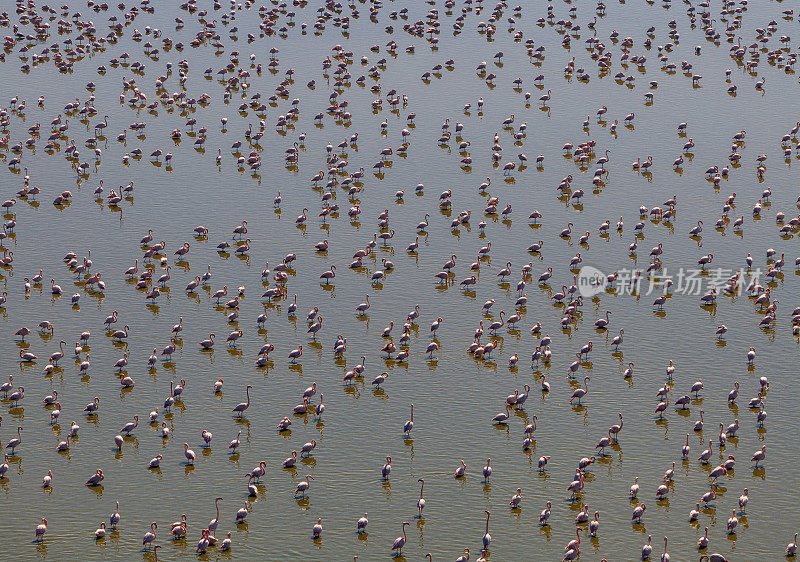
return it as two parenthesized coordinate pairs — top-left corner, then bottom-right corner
(1, 0), (799, 560)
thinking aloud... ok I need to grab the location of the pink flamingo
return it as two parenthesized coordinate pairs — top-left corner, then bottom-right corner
(233, 385), (252, 417)
(392, 521), (409, 554)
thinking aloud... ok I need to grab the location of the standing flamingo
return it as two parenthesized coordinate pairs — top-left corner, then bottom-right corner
(417, 478), (426, 517)
(787, 533), (798, 556)
(609, 413), (623, 440)
(233, 385), (252, 417)
(142, 522), (157, 550)
(642, 535), (652, 559)
(570, 377), (589, 404)
(35, 518), (47, 542)
(184, 443), (196, 465)
(110, 502), (121, 528)
(208, 497), (222, 532)
(295, 475), (314, 498)
(404, 404), (414, 437)
(357, 513), (369, 534)
(392, 521), (409, 554)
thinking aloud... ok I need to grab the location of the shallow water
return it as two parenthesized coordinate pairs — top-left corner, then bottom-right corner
(1, 0), (799, 560)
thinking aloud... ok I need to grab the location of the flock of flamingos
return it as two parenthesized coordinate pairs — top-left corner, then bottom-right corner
(0, 0), (799, 560)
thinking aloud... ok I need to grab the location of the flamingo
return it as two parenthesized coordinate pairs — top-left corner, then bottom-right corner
(111, 324), (129, 342)
(295, 475), (314, 498)
(515, 385), (530, 409)
(570, 377), (589, 404)
(482, 459), (492, 482)
(751, 445), (766, 468)
(49, 341), (66, 365)
(315, 394), (326, 419)
(221, 532), (232, 551)
(630, 477), (640, 499)
(728, 382), (740, 403)
(293, 398), (310, 415)
(392, 522), (409, 555)
(700, 555), (729, 562)
(184, 443), (196, 464)
(209, 497), (222, 532)
(482, 510), (492, 547)
(787, 533), (798, 556)
(0, 375), (12, 397)
(609, 413), (624, 440)
(110, 502), (120, 528)
(540, 501), (552, 525)
(655, 397), (669, 418)
(596, 430), (612, 455)
(233, 385), (252, 417)
(300, 440), (316, 458)
(417, 478), (426, 517)
(694, 410), (705, 431)
(84, 469), (105, 487)
(120, 415), (138, 435)
(509, 487), (522, 509)
(702, 484), (719, 506)
(84, 396), (100, 415)
(594, 310), (612, 329)
(5, 427), (21, 455)
(142, 522), (157, 550)
(699, 440), (714, 464)
(35, 518), (47, 542)
(404, 404), (414, 436)
(492, 405), (511, 424)
(312, 518), (323, 539)
(199, 333), (215, 349)
(248, 461), (266, 483)
(727, 509), (738, 534)
(642, 535), (653, 559)
(566, 528), (582, 551)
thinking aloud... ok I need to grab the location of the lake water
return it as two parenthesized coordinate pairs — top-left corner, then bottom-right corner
(1, 0), (799, 560)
